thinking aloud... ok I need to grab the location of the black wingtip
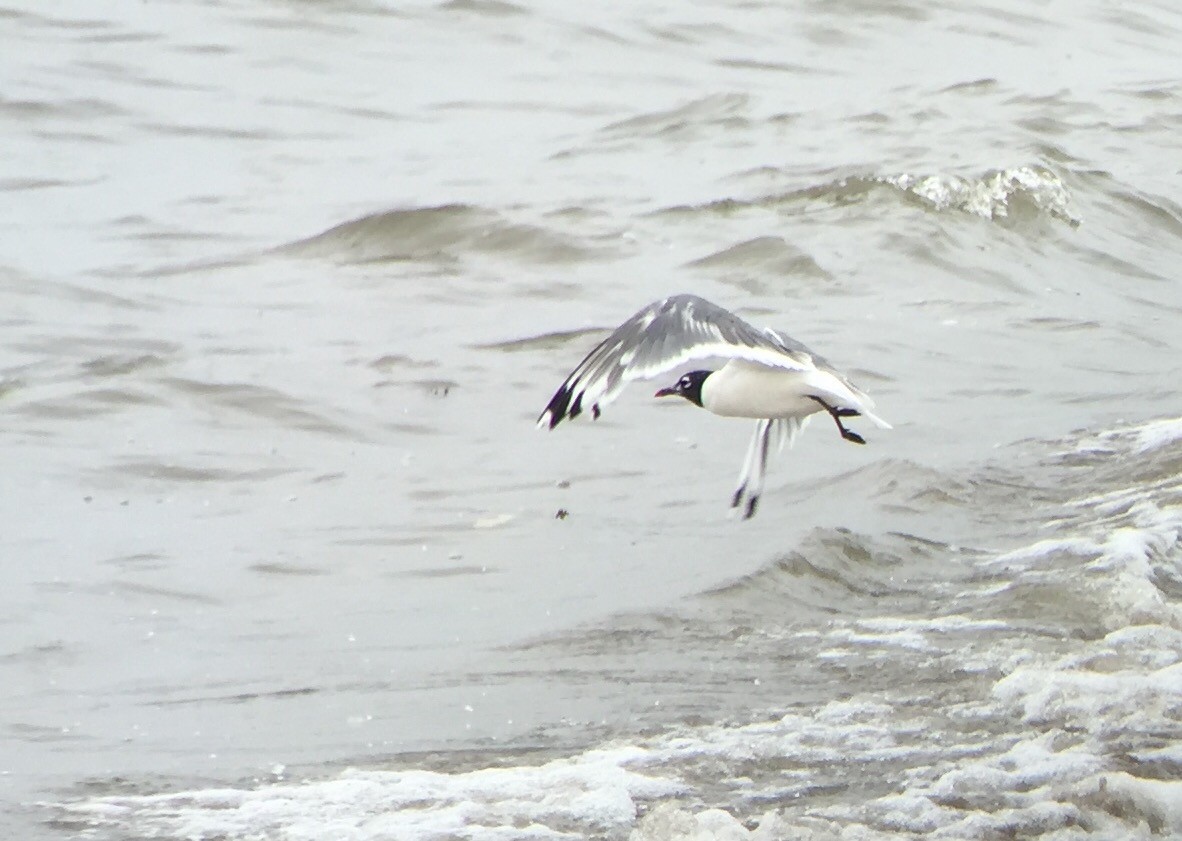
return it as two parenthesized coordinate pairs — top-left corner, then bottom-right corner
(536, 407), (559, 429)
(540, 385), (574, 430)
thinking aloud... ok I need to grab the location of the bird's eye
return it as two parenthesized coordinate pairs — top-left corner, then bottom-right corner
(680, 376), (691, 387)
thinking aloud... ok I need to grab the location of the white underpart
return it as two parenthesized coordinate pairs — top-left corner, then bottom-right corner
(702, 360), (890, 428)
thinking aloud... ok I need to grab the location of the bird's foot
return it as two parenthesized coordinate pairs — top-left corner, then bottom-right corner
(730, 484), (759, 520)
(810, 395), (867, 445)
(731, 483), (746, 509)
(840, 428), (866, 445)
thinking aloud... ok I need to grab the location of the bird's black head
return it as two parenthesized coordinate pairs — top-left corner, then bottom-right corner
(654, 370), (712, 407)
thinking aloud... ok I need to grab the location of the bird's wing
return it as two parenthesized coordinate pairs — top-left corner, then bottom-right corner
(538, 295), (814, 429)
(765, 327), (873, 403)
(767, 326), (891, 428)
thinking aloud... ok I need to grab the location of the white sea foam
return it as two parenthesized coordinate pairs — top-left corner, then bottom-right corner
(992, 625), (1182, 734)
(62, 746), (684, 841)
(633, 714), (1182, 840)
(1090, 502), (1182, 627)
(631, 804), (739, 841)
(1130, 417), (1182, 453)
(980, 490), (1182, 632)
(825, 626), (936, 652)
(658, 698), (922, 768)
(630, 803), (786, 841)
(60, 631), (1182, 841)
(982, 537), (1099, 569)
(1067, 415), (1182, 458)
(881, 166), (1078, 224)
(854, 615), (1009, 634)
(631, 699), (1182, 840)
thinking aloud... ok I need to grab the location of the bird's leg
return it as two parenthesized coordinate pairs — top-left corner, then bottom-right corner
(808, 396), (866, 445)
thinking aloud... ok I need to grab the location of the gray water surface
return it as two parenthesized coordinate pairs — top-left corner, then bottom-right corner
(3, 1), (1181, 838)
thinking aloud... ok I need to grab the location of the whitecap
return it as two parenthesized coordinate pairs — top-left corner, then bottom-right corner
(880, 166), (1079, 225)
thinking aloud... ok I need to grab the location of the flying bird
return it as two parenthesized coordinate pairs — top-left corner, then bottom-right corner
(538, 295), (890, 518)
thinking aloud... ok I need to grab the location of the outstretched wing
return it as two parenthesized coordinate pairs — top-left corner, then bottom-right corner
(538, 295), (813, 429)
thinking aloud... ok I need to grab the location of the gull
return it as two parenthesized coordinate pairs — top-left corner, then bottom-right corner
(537, 294), (890, 518)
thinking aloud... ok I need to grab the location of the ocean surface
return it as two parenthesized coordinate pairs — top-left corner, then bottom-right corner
(3, 0), (1181, 838)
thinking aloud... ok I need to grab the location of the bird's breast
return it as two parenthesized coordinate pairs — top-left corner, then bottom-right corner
(700, 363), (828, 419)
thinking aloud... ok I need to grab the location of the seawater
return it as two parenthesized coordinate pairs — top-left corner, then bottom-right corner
(2, 0), (1180, 838)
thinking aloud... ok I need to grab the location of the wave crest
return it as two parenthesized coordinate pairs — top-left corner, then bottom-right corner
(880, 166), (1079, 225)
(283, 204), (604, 264)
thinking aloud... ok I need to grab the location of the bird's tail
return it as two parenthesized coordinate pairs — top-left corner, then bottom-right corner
(859, 407), (892, 429)
(805, 370), (891, 430)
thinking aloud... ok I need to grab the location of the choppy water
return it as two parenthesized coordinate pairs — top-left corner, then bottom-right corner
(3, 0), (1181, 838)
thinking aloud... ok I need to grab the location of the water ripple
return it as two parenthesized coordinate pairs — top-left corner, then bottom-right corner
(282, 204), (608, 265)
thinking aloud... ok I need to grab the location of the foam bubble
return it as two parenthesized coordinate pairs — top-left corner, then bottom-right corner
(630, 803), (751, 841)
